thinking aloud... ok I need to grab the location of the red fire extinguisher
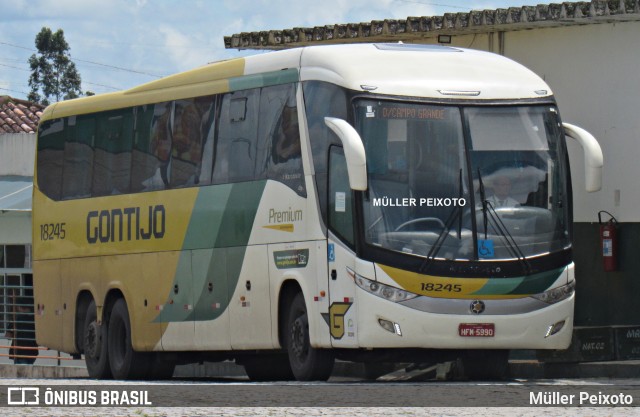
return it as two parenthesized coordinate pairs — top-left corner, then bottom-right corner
(598, 211), (618, 272)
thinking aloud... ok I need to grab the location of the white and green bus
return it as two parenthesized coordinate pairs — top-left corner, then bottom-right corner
(33, 43), (602, 381)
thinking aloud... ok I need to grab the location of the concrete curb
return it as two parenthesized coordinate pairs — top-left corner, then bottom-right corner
(0, 365), (88, 379)
(508, 360), (640, 379)
(1, 360), (638, 380)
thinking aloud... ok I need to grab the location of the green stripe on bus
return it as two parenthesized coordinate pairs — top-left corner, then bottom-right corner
(471, 268), (564, 296)
(182, 184), (234, 249)
(228, 68), (299, 91)
(470, 276), (524, 295)
(155, 181), (267, 322)
(507, 267), (565, 295)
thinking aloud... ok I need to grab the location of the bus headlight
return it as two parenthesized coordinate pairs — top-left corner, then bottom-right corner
(350, 269), (418, 303)
(531, 280), (575, 304)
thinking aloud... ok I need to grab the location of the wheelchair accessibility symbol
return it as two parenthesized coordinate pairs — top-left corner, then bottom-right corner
(478, 239), (494, 258)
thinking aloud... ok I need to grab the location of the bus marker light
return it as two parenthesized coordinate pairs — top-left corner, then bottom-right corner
(314, 296), (319, 301)
(320, 291), (326, 297)
(378, 319), (394, 333)
(378, 319), (402, 336)
(545, 320), (566, 338)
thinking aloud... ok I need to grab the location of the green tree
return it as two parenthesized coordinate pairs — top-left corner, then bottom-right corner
(28, 27), (82, 105)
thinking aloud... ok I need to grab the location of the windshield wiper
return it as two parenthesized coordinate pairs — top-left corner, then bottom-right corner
(419, 169), (464, 273)
(477, 168), (488, 239)
(476, 169), (531, 274)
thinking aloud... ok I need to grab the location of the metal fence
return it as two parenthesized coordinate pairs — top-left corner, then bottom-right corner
(0, 280), (79, 366)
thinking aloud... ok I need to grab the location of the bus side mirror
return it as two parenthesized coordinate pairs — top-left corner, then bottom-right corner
(563, 123), (603, 193)
(324, 117), (368, 191)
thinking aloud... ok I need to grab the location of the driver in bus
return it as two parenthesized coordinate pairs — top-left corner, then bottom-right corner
(487, 175), (520, 208)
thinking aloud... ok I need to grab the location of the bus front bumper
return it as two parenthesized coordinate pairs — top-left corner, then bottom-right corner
(354, 289), (574, 350)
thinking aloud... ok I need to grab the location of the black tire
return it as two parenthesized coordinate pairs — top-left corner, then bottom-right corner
(83, 300), (112, 379)
(107, 298), (150, 380)
(285, 292), (334, 381)
(461, 349), (510, 380)
(242, 354), (295, 381)
(145, 353), (176, 380)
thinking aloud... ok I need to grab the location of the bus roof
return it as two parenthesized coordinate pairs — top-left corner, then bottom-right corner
(41, 43), (551, 122)
(295, 43), (551, 101)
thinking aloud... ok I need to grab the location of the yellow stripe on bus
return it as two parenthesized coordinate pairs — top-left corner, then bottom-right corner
(378, 264), (527, 300)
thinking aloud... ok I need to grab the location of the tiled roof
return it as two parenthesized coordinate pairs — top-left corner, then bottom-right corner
(224, 0), (640, 50)
(0, 96), (44, 134)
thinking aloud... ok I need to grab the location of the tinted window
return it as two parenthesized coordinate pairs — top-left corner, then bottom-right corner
(214, 89), (259, 184)
(258, 84), (305, 196)
(328, 147), (354, 246)
(302, 81), (349, 225)
(130, 103), (163, 192)
(92, 108), (134, 196)
(170, 96), (216, 188)
(62, 115), (95, 199)
(37, 119), (65, 200)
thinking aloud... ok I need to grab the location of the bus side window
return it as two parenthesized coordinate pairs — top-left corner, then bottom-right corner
(170, 96), (216, 188)
(62, 115), (95, 199)
(214, 90), (259, 184)
(302, 81), (349, 227)
(328, 146), (355, 247)
(92, 108), (134, 196)
(131, 102), (170, 192)
(258, 84), (305, 196)
(37, 119), (65, 200)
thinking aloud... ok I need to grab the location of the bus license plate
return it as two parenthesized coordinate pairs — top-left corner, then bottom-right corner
(459, 323), (495, 337)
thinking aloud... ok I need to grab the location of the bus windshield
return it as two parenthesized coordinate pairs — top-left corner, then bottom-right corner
(358, 100), (570, 262)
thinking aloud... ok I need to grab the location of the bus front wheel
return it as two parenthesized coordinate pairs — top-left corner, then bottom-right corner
(285, 292), (334, 381)
(107, 298), (150, 380)
(83, 300), (112, 379)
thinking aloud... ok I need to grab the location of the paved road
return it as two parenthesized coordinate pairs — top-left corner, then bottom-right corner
(0, 377), (637, 416)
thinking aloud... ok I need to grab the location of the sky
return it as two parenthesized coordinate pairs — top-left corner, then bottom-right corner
(1, 0), (536, 102)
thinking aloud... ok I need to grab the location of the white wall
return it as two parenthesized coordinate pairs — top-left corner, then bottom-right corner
(502, 22), (640, 222)
(0, 213), (31, 244)
(0, 133), (36, 176)
(0, 134), (35, 244)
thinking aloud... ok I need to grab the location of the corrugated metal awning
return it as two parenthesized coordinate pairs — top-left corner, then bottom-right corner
(0, 176), (33, 212)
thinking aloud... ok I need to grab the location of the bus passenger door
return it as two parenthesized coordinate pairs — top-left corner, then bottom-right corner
(326, 146), (359, 348)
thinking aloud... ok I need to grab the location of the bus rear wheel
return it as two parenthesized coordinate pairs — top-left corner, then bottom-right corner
(107, 298), (150, 380)
(285, 292), (334, 381)
(84, 300), (112, 379)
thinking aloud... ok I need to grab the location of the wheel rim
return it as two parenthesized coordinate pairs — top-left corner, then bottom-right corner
(290, 313), (309, 363)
